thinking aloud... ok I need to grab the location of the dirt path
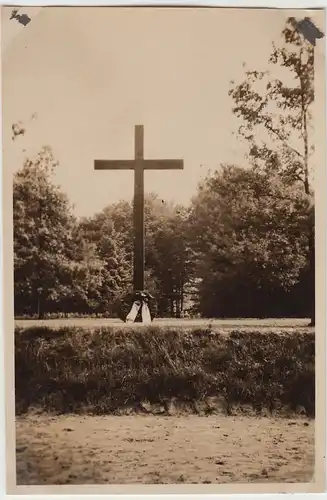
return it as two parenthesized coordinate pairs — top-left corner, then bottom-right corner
(16, 414), (314, 485)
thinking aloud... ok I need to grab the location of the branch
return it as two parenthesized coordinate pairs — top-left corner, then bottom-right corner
(261, 117), (304, 160)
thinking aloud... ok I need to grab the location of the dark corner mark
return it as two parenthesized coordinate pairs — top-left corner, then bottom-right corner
(10, 9), (31, 27)
(295, 17), (325, 46)
(12, 122), (25, 141)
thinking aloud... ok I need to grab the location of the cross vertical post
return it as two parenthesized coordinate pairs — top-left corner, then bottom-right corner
(134, 125), (144, 292)
(94, 125), (184, 321)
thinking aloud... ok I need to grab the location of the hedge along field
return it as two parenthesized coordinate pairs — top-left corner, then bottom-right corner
(15, 326), (315, 417)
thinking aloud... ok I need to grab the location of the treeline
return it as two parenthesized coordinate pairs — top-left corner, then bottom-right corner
(13, 17), (315, 320)
(13, 149), (312, 319)
(13, 147), (193, 318)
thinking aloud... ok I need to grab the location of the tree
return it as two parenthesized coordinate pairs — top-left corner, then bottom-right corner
(82, 194), (195, 317)
(78, 208), (132, 315)
(58, 227), (105, 315)
(189, 165), (311, 318)
(143, 195), (195, 316)
(228, 17), (315, 323)
(13, 147), (77, 318)
(147, 194), (195, 316)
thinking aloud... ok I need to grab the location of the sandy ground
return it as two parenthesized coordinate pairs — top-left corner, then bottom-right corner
(15, 317), (312, 330)
(16, 414), (314, 485)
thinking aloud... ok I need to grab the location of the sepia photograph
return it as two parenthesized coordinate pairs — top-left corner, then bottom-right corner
(1, 5), (326, 494)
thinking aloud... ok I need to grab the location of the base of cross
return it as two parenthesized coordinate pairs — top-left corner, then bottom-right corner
(125, 291), (155, 324)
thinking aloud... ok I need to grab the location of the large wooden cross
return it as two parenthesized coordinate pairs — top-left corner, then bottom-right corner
(94, 125), (184, 292)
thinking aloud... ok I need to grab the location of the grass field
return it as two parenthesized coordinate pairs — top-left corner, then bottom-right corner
(15, 325), (315, 416)
(15, 317), (312, 330)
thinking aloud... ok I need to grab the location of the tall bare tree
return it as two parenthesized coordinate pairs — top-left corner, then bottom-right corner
(229, 17), (316, 324)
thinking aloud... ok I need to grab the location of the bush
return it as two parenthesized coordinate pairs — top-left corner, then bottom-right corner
(15, 326), (315, 416)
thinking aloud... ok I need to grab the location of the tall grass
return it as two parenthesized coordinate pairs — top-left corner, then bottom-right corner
(15, 326), (315, 416)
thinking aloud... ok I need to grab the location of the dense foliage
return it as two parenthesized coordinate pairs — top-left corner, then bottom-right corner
(13, 153), (313, 318)
(228, 16), (315, 323)
(13, 18), (314, 319)
(189, 166), (312, 317)
(15, 326), (315, 416)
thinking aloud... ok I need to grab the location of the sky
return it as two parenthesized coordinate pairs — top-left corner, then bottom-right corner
(1, 7), (317, 216)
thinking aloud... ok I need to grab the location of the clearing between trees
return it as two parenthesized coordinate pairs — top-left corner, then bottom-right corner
(15, 317), (311, 329)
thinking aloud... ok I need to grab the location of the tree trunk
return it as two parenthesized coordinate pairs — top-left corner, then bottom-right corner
(37, 295), (45, 320)
(176, 296), (181, 318)
(170, 298), (174, 317)
(180, 273), (184, 316)
(308, 224), (315, 326)
(309, 51), (315, 327)
(301, 68), (315, 327)
(306, 214), (315, 328)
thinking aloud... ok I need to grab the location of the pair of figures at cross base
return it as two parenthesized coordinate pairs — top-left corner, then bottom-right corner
(125, 291), (154, 324)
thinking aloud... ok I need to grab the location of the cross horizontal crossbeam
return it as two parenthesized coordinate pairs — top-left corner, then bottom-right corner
(94, 159), (184, 170)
